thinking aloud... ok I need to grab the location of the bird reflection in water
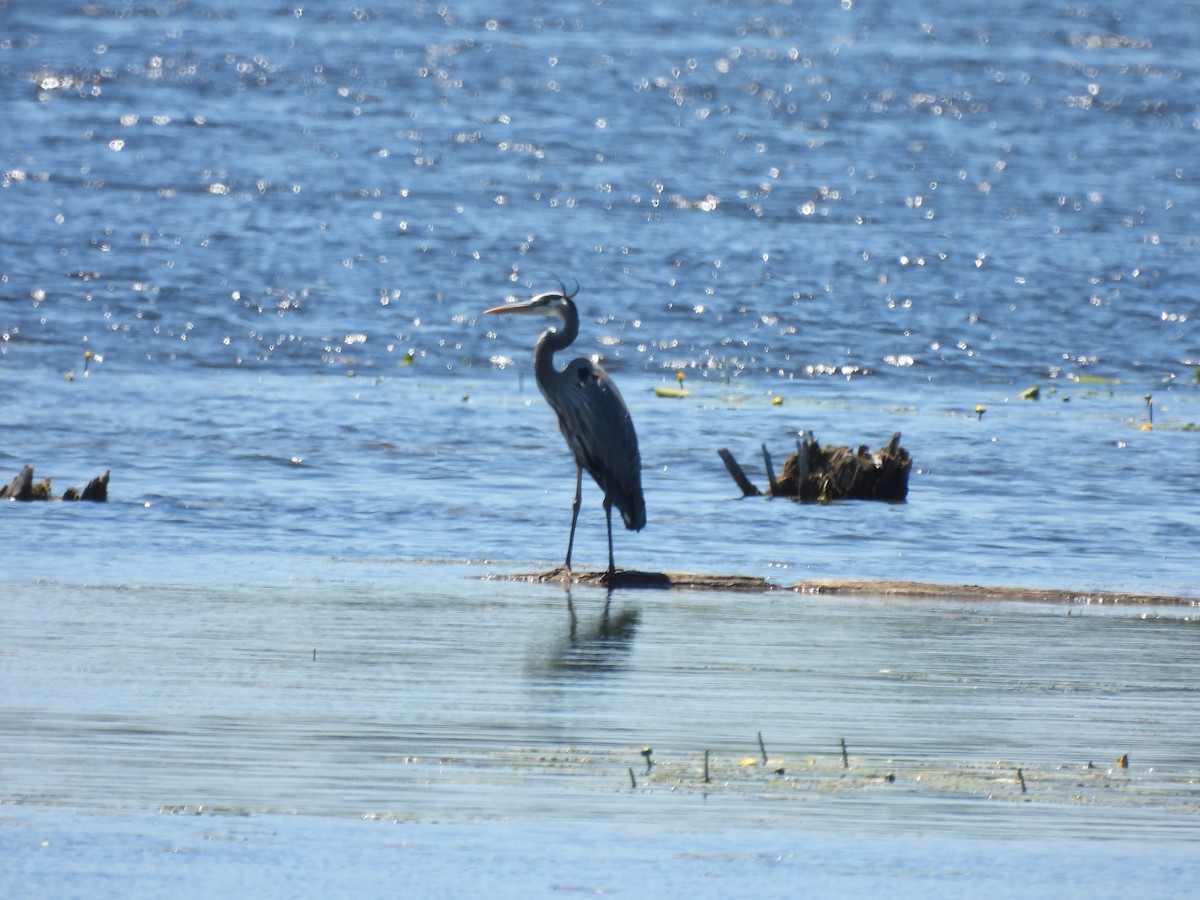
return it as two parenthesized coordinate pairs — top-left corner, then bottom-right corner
(543, 588), (640, 677)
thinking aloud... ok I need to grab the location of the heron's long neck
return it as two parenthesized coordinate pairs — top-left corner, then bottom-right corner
(533, 312), (578, 384)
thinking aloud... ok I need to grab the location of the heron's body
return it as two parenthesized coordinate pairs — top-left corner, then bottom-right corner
(486, 290), (644, 579)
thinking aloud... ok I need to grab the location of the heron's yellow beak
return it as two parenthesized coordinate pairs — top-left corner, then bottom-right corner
(484, 297), (552, 316)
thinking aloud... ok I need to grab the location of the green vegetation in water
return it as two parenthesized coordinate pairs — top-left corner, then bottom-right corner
(360, 743), (1200, 816)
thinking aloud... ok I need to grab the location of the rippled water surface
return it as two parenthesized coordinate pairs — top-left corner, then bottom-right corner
(3, 0), (1200, 894)
(4, 570), (1200, 896)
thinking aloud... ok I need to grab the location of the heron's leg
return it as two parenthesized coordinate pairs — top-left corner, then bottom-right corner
(603, 497), (616, 581)
(565, 463), (583, 574)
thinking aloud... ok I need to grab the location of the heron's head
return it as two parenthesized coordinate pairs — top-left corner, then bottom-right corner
(484, 289), (575, 320)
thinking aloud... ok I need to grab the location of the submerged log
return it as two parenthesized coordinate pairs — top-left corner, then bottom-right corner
(489, 569), (1199, 606)
(719, 432), (911, 503)
(1, 465), (109, 502)
(505, 567), (780, 592)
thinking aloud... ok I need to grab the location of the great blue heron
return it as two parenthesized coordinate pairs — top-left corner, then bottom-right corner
(485, 287), (645, 580)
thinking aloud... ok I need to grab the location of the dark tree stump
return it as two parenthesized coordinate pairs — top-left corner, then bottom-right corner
(720, 432), (911, 503)
(0, 464), (35, 500)
(718, 449), (761, 497)
(63, 470), (110, 502)
(1, 465), (109, 502)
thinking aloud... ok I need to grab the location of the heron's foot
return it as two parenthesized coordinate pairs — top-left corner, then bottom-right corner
(555, 565), (579, 583)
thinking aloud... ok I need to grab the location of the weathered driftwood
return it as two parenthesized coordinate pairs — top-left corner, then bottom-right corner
(489, 569), (1199, 606)
(514, 567), (777, 592)
(717, 449), (761, 497)
(1, 464), (38, 500)
(63, 470), (110, 501)
(0, 465), (109, 502)
(720, 432), (911, 503)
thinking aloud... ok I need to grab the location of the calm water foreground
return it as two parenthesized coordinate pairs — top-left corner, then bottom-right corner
(4, 0), (1200, 893)
(3, 562), (1200, 897)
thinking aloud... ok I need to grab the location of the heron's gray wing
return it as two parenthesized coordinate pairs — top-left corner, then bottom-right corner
(550, 358), (646, 531)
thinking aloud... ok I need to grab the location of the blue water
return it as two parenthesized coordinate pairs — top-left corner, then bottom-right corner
(3, 0), (1200, 894)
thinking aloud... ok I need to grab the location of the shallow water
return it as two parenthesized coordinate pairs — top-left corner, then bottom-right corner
(3, 0), (1200, 894)
(6, 569), (1200, 822)
(8, 806), (1199, 899)
(3, 569), (1200, 896)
